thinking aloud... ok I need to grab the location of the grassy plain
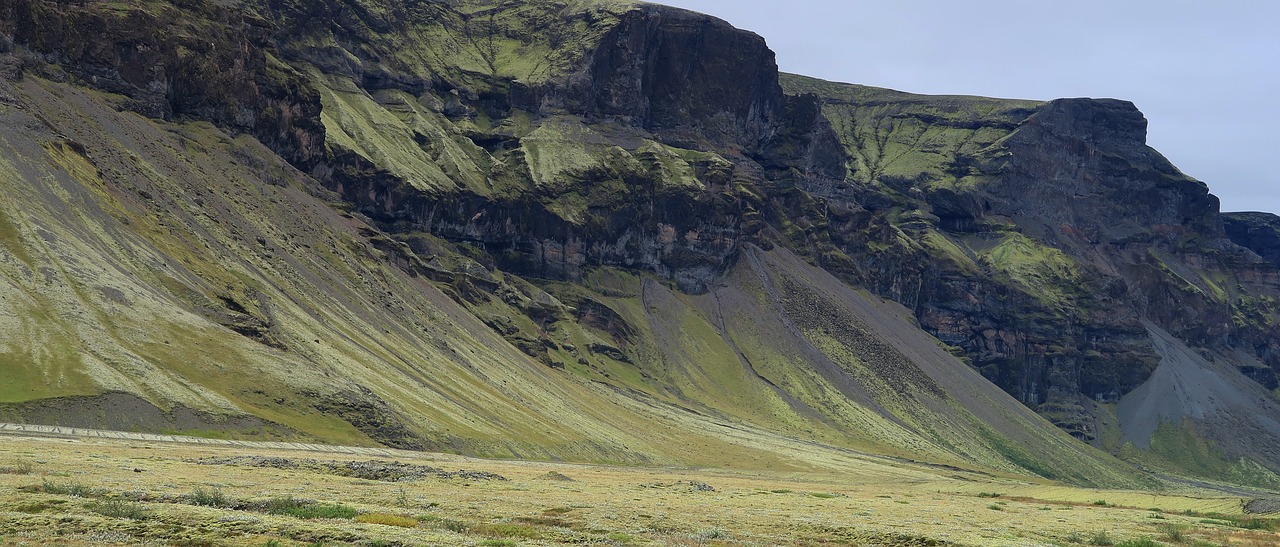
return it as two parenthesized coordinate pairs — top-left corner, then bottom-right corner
(0, 432), (1276, 546)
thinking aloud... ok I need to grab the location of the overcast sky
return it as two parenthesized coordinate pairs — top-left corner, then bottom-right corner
(656, 1), (1279, 215)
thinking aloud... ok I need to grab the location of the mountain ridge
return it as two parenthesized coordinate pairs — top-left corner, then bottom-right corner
(0, 0), (1276, 490)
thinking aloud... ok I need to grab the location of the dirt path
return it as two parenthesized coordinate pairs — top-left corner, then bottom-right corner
(0, 422), (420, 458)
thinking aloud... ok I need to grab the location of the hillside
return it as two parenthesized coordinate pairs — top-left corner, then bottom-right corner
(0, 0), (1276, 491)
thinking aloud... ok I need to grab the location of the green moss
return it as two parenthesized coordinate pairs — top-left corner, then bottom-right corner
(0, 345), (97, 404)
(980, 232), (1083, 315)
(1124, 420), (1280, 489)
(781, 73), (1040, 193)
(314, 71), (479, 194)
(920, 230), (979, 273)
(975, 427), (1061, 480)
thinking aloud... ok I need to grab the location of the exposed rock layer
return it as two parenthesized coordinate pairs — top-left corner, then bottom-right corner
(0, 0), (1276, 485)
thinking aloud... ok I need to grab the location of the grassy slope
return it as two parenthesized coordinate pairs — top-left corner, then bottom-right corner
(780, 74), (1041, 191)
(0, 76), (749, 464)
(0, 72), (1155, 485)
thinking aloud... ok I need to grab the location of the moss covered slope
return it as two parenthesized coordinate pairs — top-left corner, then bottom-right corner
(0, 0), (1277, 490)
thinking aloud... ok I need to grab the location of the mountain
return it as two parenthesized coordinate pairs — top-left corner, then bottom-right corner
(0, 0), (1276, 489)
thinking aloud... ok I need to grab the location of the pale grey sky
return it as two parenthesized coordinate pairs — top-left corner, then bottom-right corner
(657, 1), (1280, 215)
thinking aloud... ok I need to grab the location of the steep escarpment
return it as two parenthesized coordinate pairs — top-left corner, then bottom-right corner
(1224, 211), (1280, 267)
(0, 0), (325, 164)
(783, 74), (1280, 481)
(0, 0), (1276, 488)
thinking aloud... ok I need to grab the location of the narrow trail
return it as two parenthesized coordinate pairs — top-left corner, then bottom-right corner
(0, 422), (424, 459)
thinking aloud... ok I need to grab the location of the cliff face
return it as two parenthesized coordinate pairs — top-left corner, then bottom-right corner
(781, 75), (1280, 482)
(0, 0), (324, 164)
(1225, 212), (1280, 267)
(0, 0), (1277, 487)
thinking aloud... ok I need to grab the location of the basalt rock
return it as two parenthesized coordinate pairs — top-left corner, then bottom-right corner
(4, 0), (1279, 484)
(1224, 211), (1280, 267)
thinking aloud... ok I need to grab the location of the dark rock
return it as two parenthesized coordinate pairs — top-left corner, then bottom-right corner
(1224, 211), (1280, 267)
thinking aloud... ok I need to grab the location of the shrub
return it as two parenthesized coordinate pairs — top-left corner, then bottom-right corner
(87, 498), (148, 520)
(287, 503), (359, 519)
(41, 479), (96, 497)
(1159, 523), (1185, 542)
(1092, 500), (1110, 506)
(697, 527), (729, 540)
(0, 460), (34, 475)
(260, 496), (357, 519)
(189, 486), (231, 508)
(356, 513), (419, 528)
(987, 503), (1003, 510)
(1115, 539), (1160, 547)
(976, 492), (1003, 498)
(427, 517), (468, 533)
(1088, 530), (1113, 546)
(479, 541), (515, 547)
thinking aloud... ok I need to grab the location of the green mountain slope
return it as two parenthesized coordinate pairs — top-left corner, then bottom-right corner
(0, 0), (1276, 488)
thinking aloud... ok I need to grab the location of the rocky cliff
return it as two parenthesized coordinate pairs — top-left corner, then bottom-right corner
(0, 0), (1276, 488)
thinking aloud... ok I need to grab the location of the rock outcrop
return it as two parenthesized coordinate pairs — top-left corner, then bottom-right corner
(1224, 211), (1280, 267)
(0, 0), (1277, 486)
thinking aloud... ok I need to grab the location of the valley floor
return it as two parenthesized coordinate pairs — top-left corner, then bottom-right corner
(0, 429), (1275, 546)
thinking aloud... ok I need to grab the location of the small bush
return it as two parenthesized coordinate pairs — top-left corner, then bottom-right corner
(1088, 530), (1113, 546)
(189, 486), (231, 508)
(356, 513), (419, 528)
(697, 527), (729, 540)
(288, 503), (359, 519)
(260, 496), (357, 519)
(1159, 523), (1185, 542)
(479, 541), (515, 547)
(1092, 500), (1110, 506)
(429, 518), (468, 533)
(1065, 531), (1083, 543)
(1115, 539), (1160, 547)
(41, 479), (96, 497)
(770, 489), (792, 494)
(0, 460), (34, 475)
(87, 498), (148, 520)
(987, 503), (1003, 511)
(606, 531), (633, 542)
(976, 492), (1003, 498)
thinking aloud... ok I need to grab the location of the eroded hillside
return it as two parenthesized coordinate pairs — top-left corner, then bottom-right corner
(0, 0), (1276, 489)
